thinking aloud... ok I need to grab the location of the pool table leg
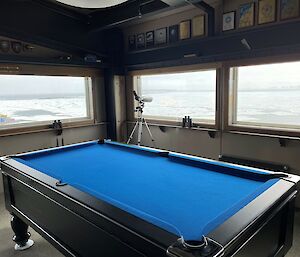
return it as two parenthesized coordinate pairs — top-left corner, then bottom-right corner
(11, 215), (34, 251)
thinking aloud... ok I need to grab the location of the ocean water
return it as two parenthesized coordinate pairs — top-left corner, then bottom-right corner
(0, 95), (87, 124)
(237, 91), (300, 125)
(142, 90), (300, 126)
(1, 90), (300, 127)
(142, 91), (216, 120)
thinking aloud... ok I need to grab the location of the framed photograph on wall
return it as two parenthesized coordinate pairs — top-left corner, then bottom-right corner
(146, 31), (154, 47)
(238, 3), (255, 28)
(258, 0), (277, 24)
(192, 15), (205, 37)
(136, 33), (145, 49)
(155, 27), (167, 45)
(223, 11), (235, 31)
(169, 25), (179, 43)
(128, 35), (136, 51)
(179, 20), (191, 40)
(280, 0), (299, 20)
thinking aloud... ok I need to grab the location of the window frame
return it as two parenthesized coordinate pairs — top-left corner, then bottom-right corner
(129, 63), (221, 130)
(0, 64), (101, 136)
(224, 55), (300, 137)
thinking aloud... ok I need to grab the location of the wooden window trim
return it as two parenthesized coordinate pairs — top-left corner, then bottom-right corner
(129, 63), (221, 130)
(0, 64), (103, 76)
(223, 55), (300, 138)
(0, 65), (102, 136)
(0, 119), (95, 137)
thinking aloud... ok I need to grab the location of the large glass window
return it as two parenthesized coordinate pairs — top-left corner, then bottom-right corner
(229, 61), (300, 130)
(135, 70), (217, 124)
(0, 75), (93, 128)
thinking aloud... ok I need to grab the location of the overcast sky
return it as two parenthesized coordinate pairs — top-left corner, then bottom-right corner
(0, 75), (85, 96)
(141, 61), (300, 92)
(237, 61), (300, 90)
(0, 61), (300, 97)
(141, 71), (216, 92)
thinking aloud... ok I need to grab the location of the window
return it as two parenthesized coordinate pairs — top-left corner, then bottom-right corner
(0, 75), (93, 128)
(229, 61), (300, 130)
(135, 70), (217, 124)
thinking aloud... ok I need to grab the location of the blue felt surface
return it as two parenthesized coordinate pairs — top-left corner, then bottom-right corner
(14, 142), (279, 240)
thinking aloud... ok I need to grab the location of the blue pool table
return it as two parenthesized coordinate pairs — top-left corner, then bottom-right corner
(1, 139), (299, 257)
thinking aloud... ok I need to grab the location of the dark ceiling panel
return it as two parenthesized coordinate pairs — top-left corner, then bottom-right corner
(39, 0), (146, 15)
(140, 0), (169, 14)
(32, 0), (90, 23)
(88, 3), (141, 32)
(88, 0), (169, 32)
(0, 0), (213, 67)
(43, 0), (95, 15)
(0, 0), (111, 58)
(160, 0), (185, 7)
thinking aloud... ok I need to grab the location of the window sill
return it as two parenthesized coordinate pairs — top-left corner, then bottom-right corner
(226, 125), (300, 140)
(127, 120), (218, 132)
(0, 121), (108, 137)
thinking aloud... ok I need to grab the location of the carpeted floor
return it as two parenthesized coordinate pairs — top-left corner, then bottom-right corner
(0, 193), (299, 257)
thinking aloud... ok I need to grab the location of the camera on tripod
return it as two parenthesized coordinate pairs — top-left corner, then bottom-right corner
(132, 90), (153, 114)
(127, 91), (155, 146)
(133, 90), (153, 104)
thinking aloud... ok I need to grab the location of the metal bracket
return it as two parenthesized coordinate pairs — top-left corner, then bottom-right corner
(279, 138), (287, 147)
(208, 131), (216, 138)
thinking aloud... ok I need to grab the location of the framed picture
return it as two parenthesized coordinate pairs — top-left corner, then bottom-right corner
(169, 25), (179, 43)
(155, 27), (167, 45)
(192, 15), (205, 37)
(280, 0), (299, 20)
(145, 31), (154, 47)
(136, 33), (145, 49)
(128, 35), (136, 51)
(179, 20), (191, 40)
(223, 11), (235, 31)
(239, 3), (255, 28)
(258, 0), (277, 24)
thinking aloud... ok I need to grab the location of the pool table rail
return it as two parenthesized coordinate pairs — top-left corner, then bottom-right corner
(1, 141), (299, 257)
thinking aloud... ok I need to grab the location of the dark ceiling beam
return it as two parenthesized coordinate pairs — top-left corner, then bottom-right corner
(32, 0), (90, 24)
(88, 0), (169, 33)
(186, 0), (215, 36)
(90, 9), (142, 32)
(140, 0), (169, 14)
(88, 2), (140, 33)
(160, 0), (186, 7)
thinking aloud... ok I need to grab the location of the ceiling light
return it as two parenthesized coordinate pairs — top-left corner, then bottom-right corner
(56, 0), (128, 8)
